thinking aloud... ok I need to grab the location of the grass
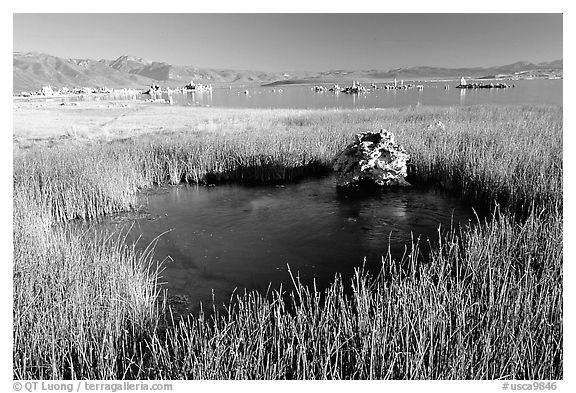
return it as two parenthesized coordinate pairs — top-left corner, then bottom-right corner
(13, 103), (562, 379)
(13, 188), (163, 379)
(143, 209), (561, 379)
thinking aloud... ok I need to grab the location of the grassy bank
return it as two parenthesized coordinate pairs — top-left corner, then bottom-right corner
(144, 208), (562, 379)
(14, 105), (561, 219)
(13, 104), (562, 379)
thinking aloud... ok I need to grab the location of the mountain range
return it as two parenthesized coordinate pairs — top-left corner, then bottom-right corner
(13, 51), (563, 93)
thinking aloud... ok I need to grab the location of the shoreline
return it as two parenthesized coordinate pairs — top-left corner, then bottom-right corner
(13, 75), (562, 98)
(13, 101), (563, 150)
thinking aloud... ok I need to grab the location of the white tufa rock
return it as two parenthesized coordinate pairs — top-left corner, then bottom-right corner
(333, 129), (410, 187)
(426, 121), (446, 131)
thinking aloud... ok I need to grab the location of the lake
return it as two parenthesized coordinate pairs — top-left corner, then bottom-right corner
(45, 78), (563, 110)
(147, 79), (562, 109)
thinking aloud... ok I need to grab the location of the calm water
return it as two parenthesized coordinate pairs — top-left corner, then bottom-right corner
(145, 79), (562, 109)
(99, 177), (479, 311)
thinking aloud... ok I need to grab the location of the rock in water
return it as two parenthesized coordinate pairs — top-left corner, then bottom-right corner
(333, 129), (410, 188)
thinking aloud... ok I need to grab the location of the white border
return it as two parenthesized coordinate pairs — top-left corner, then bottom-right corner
(3, 4), (571, 391)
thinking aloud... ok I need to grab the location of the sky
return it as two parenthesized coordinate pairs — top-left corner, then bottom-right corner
(13, 13), (563, 72)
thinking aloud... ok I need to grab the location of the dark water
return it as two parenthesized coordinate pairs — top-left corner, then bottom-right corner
(101, 177), (479, 311)
(146, 79), (562, 109)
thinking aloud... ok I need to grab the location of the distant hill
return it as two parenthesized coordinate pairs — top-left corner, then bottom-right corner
(13, 51), (563, 93)
(13, 52), (152, 92)
(306, 61), (563, 81)
(101, 55), (291, 85)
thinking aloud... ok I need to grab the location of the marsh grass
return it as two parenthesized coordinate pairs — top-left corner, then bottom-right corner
(13, 191), (163, 379)
(140, 208), (561, 379)
(14, 105), (561, 221)
(13, 104), (562, 379)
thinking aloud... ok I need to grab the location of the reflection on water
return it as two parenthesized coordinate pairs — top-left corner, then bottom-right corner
(49, 79), (562, 109)
(97, 176), (480, 311)
(180, 90), (214, 107)
(153, 79), (561, 109)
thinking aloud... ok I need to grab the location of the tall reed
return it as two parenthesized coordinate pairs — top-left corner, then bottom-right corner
(13, 189), (163, 379)
(13, 104), (562, 379)
(136, 208), (561, 379)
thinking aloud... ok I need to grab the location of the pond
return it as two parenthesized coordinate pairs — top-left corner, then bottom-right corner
(94, 176), (481, 312)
